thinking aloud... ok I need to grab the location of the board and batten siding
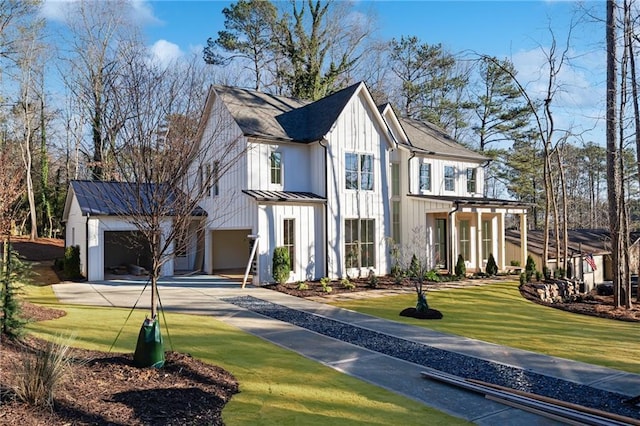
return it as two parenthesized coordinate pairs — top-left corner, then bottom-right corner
(408, 155), (485, 197)
(199, 94), (255, 231)
(247, 141), (314, 192)
(64, 194), (88, 278)
(256, 203), (324, 283)
(324, 92), (391, 279)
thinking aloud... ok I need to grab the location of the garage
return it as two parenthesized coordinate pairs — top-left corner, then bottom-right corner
(212, 229), (252, 273)
(104, 231), (152, 275)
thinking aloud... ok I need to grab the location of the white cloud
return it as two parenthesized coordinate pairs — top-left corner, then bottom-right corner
(40, 0), (161, 26)
(149, 39), (183, 67)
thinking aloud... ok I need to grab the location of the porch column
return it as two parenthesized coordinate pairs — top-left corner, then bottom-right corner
(498, 212), (506, 271)
(476, 211), (483, 272)
(204, 229), (213, 274)
(449, 211), (457, 273)
(520, 213), (528, 269)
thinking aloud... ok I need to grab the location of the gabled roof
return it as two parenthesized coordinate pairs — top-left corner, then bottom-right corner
(66, 180), (206, 217)
(212, 82), (390, 145)
(242, 189), (325, 203)
(399, 118), (489, 162)
(275, 83), (361, 142)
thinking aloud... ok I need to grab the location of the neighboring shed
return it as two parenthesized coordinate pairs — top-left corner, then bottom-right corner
(505, 229), (612, 292)
(62, 180), (206, 281)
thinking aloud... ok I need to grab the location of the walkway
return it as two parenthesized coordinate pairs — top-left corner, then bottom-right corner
(51, 276), (640, 425)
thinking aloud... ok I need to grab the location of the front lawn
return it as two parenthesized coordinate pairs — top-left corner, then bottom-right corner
(330, 281), (640, 374)
(23, 285), (466, 426)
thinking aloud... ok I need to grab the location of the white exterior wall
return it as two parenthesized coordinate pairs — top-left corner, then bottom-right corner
(408, 155), (485, 197)
(85, 216), (174, 281)
(64, 195), (88, 278)
(325, 93), (391, 279)
(247, 142), (313, 192)
(256, 203), (324, 283)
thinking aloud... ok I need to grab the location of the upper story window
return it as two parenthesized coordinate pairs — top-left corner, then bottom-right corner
(345, 153), (373, 191)
(419, 163), (431, 191)
(391, 162), (400, 197)
(466, 168), (477, 193)
(270, 152), (282, 185)
(444, 166), (455, 191)
(212, 161), (220, 196)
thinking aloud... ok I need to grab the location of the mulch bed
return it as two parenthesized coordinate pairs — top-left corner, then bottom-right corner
(1, 237), (239, 425)
(1, 304), (239, 425)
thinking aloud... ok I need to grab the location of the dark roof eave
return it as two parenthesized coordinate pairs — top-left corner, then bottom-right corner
(407, 194), (532, 208)
(245, 133), (322, 144)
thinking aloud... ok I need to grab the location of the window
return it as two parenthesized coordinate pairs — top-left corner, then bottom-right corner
(270, 152), (282, 185)
(419, 163), (431, 191)
(205, 163), (212, 196)
(345, 219), (375, 268)
(459, 220), (470, 261)
(392, 201), (401, 244)
(283, 219), (295, 271)
(345, 153), (374, 190)
(444, 166), (455, 191)
(212, 161), (220, 196)
(391, 163), (400, 197)
(434, 219), (447, 268)
(482, 220), (492, 259)
(198, 165), (204, 193)
(467, 168), (477, 193)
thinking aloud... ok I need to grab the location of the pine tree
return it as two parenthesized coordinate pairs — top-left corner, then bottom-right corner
(1, 243), (30, 340)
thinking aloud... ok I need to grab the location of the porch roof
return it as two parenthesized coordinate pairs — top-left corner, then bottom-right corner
(506, 229), (610, 258)
(242, 189), (326, 203)
(407, 194), (530, 209)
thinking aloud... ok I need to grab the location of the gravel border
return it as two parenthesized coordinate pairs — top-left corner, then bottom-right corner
(223, 295), (640, 420)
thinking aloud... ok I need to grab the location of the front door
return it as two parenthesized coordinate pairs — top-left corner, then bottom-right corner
(435, 218), (447, 268)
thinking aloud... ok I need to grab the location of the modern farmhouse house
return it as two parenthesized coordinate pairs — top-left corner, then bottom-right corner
(63, 82), (529, 283)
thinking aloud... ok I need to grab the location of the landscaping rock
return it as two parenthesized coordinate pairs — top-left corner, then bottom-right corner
(532, 280), (580, 303)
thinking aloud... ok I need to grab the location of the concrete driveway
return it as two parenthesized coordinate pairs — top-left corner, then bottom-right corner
(52, 276), (640, 425)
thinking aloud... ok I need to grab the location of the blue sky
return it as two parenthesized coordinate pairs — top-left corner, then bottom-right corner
(41, 0), (607, 143)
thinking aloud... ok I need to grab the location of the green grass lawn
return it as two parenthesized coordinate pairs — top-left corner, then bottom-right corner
(330, 281), (640, 374)
(23, 285), (468, 426)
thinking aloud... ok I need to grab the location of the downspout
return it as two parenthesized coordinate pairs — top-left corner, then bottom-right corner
(85, 213), (90, 280)
(447, 202), (460, 274)
(407, 151), (416, 195)
(319, 138), (329, 278)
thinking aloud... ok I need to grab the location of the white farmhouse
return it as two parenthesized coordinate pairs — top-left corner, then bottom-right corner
(63, 82), (528, 283)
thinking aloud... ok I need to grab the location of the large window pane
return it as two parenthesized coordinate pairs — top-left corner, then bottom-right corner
(391, 163), (400, 196)
(345, 153), (358, 190)
(360, 155), (373, 190)
(444, 166), (455, 191)
(283, 219), (295, 271)
(459, 220), (470, 261)
(419, 163), (431, 191)
(270, 152), (282, 184)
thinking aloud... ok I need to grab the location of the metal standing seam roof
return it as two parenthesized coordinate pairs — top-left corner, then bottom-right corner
(408, 194), (531, 209)
(242, 189), (326, 203)
(70, 180), (207, 216)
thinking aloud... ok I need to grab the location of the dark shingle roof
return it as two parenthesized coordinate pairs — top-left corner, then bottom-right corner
(214, 83), (362, 143)
(400, 118), (488, 161)
(242, 190), (325, 203)
(506, 229), (611, 257)
(71, 180), (206, 216)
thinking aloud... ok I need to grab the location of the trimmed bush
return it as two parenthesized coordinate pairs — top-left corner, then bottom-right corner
(485, 253), (498, 276)
(525, 255), (536, 282)
(272, 247), (290, 284)
(63, 245), (82, 279)
(454, 254), (466, 278)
